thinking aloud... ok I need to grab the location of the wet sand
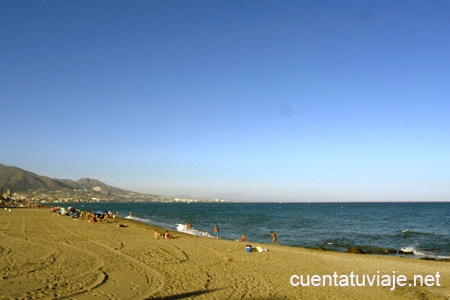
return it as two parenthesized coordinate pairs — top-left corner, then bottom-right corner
(1, 208), (449, 299)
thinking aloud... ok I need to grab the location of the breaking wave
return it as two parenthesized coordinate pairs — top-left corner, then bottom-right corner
(176, 223), (214, 238)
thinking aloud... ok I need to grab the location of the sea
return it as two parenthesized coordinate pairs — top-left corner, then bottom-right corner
(67, 201), (450, 260)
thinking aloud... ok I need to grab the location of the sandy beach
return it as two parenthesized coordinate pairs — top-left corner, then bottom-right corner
(1, 208), (449, 299)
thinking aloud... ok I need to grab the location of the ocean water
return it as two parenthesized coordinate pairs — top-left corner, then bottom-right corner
(71, 202), (450, 259)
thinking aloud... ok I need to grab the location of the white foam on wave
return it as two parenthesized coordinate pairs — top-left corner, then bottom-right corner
(176, 224), (214, 238)
(125, 215), (176, 231)
(401, 229), (434, 236)
(400, 244), (450, 260)
(400, 245), (426, 256)
(125, 215), (151, 223)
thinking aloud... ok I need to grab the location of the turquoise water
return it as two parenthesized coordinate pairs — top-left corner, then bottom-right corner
(71, 202), (450, 259)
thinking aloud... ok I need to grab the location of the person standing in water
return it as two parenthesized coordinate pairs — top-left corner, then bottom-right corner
(241, 233), (247, 242)
(214, 225), (220, 238)
(271, 231), (278, 245)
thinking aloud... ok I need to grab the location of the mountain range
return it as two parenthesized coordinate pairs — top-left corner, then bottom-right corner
(0, 163), (140, 196)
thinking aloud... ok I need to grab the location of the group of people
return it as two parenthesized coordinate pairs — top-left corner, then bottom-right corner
(50, 206), (120, 224)
(154, 229), (173, 239)
(53, 206), (280, 245)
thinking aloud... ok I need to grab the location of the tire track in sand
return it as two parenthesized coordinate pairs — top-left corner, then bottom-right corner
(0, 210), (165, 300)
(42, 213), (167, 299)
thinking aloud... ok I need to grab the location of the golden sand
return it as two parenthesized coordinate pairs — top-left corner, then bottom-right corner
(1, 208), (449, 299)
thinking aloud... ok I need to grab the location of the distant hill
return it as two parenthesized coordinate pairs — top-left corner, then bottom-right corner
(0, 163), (139, 196)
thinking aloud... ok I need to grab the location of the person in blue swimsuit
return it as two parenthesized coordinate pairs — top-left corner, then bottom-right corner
(214, 225), (220, 238)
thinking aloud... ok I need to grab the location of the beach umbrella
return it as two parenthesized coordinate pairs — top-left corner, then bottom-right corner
(95, 210), (108, 217)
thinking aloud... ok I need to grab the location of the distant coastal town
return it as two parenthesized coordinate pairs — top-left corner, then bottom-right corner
(0, 163), (228, 207)
(0, 188), (227, 207)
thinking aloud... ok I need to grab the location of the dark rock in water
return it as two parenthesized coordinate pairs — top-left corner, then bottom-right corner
(318, 247), (327, 251)
(421, 257), (450, 262)
(347, 246), (365, 254)
(421, 257), (438, 261)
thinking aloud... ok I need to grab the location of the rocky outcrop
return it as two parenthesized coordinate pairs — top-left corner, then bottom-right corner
(347, 246), (365, 254)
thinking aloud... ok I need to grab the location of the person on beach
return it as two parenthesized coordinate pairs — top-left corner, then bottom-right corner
(154, 230), (162, 238)
(214, 225), (220, 238)
(271, 231), (278, 245)
(241, 233), (247, 242)
(164, 230), (173, 239)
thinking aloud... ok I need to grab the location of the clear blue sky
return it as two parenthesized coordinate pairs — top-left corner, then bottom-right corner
(1, 1), (449, 201)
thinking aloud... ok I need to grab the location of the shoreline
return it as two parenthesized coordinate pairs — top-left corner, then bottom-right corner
(1, 208), (449, 299)
(125, 214), (450, 262)
(58, 201), (450, 261)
